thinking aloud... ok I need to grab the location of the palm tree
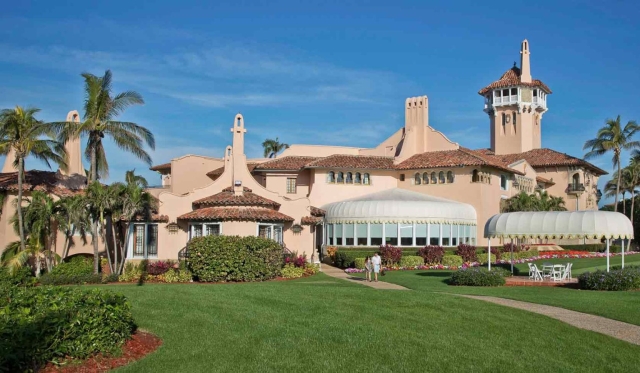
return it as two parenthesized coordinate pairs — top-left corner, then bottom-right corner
(262, 137), (289, 158)
(0, 106), (67, 251)
(584, 115), (640, 212)
(56, 194), (90, 260)
(502, 190), (566, 212)
(54, 70), (155, 182)
(85, 181), (121, 274)
(125, 169), (148, 188)
(625, 155), (640, 227)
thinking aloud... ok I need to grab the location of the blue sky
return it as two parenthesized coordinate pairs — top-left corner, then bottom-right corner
(0, 0), (638, 204)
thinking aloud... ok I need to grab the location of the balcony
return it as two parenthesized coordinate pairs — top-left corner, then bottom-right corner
(567, 183), (586, 194)
(494, 95), (518, 105)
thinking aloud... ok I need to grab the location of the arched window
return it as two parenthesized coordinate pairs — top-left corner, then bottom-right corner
(423, 172), (429, 184)
(501, 113), (506, 134)
(572, 173), (580, 189)
(337, 172), (344, 183)
(354, 172), (362, 184)
(327, 171), (335, 183)
(447, 171), (454, 183)
(513, 112), (517, 134)
(472, 169), (479, 183)
(414, 173), (421, 185)
(346, 172), (353, 184)
(431, 172), (437, 184)
(363, 173), (370, 185)
(500, 175), (508, 190)
(438, 171), (445, 184)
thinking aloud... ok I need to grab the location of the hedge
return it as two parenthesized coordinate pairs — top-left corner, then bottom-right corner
(578, 267), (640, 291)
(449, 267), (509, 286)
(0, 285), (135, 371)
(0, 267), (34, 287)
(38, 273), (119, 285)
(187, 235), (283, 282)
(442, 255), (463, 267)
(400, 256), (424, 267)
(560, 244), (623, 253)
(50, 256), (94, 277)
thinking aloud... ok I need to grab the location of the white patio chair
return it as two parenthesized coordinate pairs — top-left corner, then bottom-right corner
(531, 264), (544, 281)
(527, 263), (535, 280)
(562, 263), (573, 280)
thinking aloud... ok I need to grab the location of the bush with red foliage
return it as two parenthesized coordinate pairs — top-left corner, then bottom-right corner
(418, 245), (445, 264)
(379, 244), (403, 265)
(146, 261), (172, 276)
(486, 246), (502, 260)
(503, 243), (522, 253)
(455, 244), (478, 263)
(285, 254), (307, 268)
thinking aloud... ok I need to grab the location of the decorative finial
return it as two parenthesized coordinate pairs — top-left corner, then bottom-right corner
(513, 61), (517, 67)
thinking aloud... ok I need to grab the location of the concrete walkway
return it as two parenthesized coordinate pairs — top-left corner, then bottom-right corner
(321, 265), (408, 290)
(460, 295), (640, 346)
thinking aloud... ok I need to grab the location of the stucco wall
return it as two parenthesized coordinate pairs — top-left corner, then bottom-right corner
(170, 155), (224, 195)
(308, 169), (398, 208)
(279, 145), (361, 157)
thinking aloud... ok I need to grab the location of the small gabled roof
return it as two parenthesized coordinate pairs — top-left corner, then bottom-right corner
(192, 186), (281, 208)
(150, 162), (171, 172)
(0, 170), (86, 196)
(253, 156), (319, 171)
(396, 148), (524, 175)
(306, 155), (395, 170)
(478, 65), (551, 95)
(178, 207), (294, 222)
(476, 148), (608, 176)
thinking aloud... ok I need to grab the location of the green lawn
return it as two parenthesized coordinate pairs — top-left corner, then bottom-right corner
(508, 253), (640, 275)
(349, 255), (640, 326)
(94, 274), (640, 372)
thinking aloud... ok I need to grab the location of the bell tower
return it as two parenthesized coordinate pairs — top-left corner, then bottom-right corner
(479, 39), (551, 155)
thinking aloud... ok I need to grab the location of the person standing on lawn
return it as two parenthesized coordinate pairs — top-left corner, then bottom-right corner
(364, 256), (373, 282)
(371, 252), (382, 282)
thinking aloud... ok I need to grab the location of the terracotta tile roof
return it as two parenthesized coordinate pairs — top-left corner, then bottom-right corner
(254, 156), (319, 171)
(301, 216), (323, 225)
(128, 214), (169, 223)
(178, 207), (293, 222)
(206, 163), (259, 178)
(0, 170), (86, 196)
(310, 206), (325, 217)
(306, 155), (395, 170)
(535, 176), (555, 185)
(150, 162), (171, 172)
(477, 148), (608, 175)
(395, 148), (524, 175)
(193, 188), (280, 208)
(478, 66), (552, 95)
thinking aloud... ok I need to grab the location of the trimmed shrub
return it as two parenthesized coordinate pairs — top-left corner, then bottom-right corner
(578, 268), (640, 291)
(560, 244), (622, 253)
(147, 260), (174, 276)
(50, 256), (93, 277)
(449, 267), (508, 286)
(333, 250), (359, 268)
(119, 262), (144, 282)
(486, 246), (502, 260)
(418, 245), (445, 264)
(380, 244), (403, 265)
(285, 254), (307, 268)
(0, 267), (34, 287)
(163, 269), (193, 283)
(281, 263), (305, 279)
(400, 255), (424, 267)
(0, 286), (135, 371)
(39, 273), (104, 285)
(304, 263), (319, 276)
(455, 244), (477, 263)
(354, 257), (366, 269)
(442, 255), (463, 267)
(476, 253), (496, 264)
(188, 235), (283, 282)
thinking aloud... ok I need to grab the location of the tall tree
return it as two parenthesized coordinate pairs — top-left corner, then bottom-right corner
(85, 181), (121, 274)
(584, 115), (640, 212)
(0, 106), (67, 251)
(56, 194), (90, 260)
(125, 169), (148, 188)
(502, 190), (566, 212)
(626, 155), (640, 227)
(262, 137), (289, 158)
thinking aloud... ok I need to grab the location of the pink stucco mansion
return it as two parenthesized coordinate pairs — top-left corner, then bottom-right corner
(0, 40), (606, 263)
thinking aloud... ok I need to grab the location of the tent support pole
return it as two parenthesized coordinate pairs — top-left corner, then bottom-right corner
(622, 238), (626, 269)
(510, 238), (514, 274)
(488, 238), (491, 271)
(606, 238), (610, 273)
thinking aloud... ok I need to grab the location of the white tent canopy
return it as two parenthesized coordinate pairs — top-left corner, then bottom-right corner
(483, 211), (634, 273)
(484, 211), (634, 240)
(322, 188), (477, 225)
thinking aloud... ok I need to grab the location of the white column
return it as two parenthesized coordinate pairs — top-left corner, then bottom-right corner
(606, 238), (610, 272)
(439, 224), (443, 247)
(412, 223), (416, 247)
(382, 222), (386, 246)
(367, 223), (371, 246)
(488, 238), (491, 271)
(427, 223), (430, 246)
(397, 222), (401, 247)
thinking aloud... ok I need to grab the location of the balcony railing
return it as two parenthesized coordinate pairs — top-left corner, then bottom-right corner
(494, 95), (518, 105)
(567, 183), (586, 193)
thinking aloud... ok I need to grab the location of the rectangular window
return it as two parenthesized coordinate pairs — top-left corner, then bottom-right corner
(429, 223), (440, 246)
(344, 224), (354, 246)
(370, 223), (383, 246)
(258, 224), (271, 239)
(415, 223), (427, 246)
(385, 223), (398, 246)
(470, 226), (476, 245)
(451, 225), (458, 247)
(205, 224), (220, 236)
(286, 178), (297, 194)
(335, 224), (343, 246)
(327, 224), (333, 245)
(356, 223), (368, 246)
(193, 224), (203, 238)
(400, 224), (413, 246)
(147, 224), (158, 256)
(257, 223), (283, 243)
(442, 224), (451, 246)
(134, 225), (145, 256)
(274, 225), (283, 244)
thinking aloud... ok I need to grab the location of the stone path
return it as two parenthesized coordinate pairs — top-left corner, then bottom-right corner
(459, 295), (640, 346)
(320, 265), (408, 290)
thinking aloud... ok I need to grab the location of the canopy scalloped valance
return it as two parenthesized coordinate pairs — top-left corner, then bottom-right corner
(484, 211), (634, 240)
(325, 218), (476, 225)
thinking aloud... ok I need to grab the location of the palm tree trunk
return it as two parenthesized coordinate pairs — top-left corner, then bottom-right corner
(118, 222), (130, 275)
(17, 157), (26, 251)
(615, 158), (621, 212)
(631, 190), (636, 228)
(62, 234), (70, 260)
(90, 139), (97, 183)
(92, 221), (100, 274)
(102, 212), (114, 274)
(623, 192), (627, 216)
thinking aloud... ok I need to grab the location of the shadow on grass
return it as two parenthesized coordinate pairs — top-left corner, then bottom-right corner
(415, 271), (451, 278)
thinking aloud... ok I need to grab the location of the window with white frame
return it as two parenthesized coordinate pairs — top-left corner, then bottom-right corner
(500, 175), (508, 190)
(257, 223), (283, 243)
(189, 222), (221, 240)
(131, 223), (159, 258)
(286, 178), (297, 194)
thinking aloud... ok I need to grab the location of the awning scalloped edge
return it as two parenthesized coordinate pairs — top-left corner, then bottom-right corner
(325, 218), (476, 226)
(487, 233), (633, 240)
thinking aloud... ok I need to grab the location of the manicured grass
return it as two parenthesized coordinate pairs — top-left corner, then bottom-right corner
(509, 254), (640, 275)
(94, 275), (640, 372)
